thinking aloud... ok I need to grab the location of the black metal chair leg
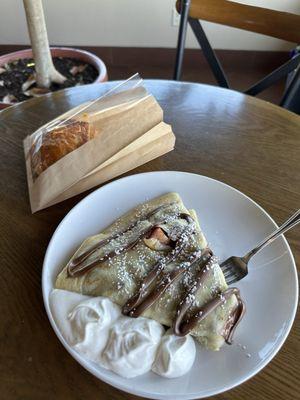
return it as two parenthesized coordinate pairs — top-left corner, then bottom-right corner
(173, 0), (191, 81)
(280, 64), (300, 114)
(188, 18), (229, 88)
(245, 54), (300, 96)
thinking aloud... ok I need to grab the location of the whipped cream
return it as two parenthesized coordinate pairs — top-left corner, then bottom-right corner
(50, 289), (92, 344)
(50, 290), (120, 363)
(101, 316), (164, 378)
(50, 289), (196, 379)
(69, 296), (121, 362)
(152, 330), (196, 378)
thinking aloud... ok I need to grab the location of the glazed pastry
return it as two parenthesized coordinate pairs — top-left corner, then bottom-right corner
(55, 192), (244, 351)
(30, 119), (95, 179)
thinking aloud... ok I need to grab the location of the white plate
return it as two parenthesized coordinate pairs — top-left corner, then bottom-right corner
(42, 171), (298, 400)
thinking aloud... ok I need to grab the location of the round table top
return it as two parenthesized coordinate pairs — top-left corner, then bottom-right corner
(0, 80), (299, 400)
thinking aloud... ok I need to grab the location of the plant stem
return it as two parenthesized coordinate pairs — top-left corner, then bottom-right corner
(23, 0), (66, 88)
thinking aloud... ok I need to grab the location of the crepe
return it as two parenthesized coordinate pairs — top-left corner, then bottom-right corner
(55, 193), (244, 351)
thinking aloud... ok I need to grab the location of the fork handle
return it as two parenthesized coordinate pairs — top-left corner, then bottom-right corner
(243, 209), (300, 263)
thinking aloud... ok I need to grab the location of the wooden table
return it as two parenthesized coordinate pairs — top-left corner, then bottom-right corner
(0, 81), (299, 400)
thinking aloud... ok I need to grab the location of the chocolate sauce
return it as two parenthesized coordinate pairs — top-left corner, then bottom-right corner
(68, 224), (155, 277)
(123, 243), (244, 342)
(122, 216), (196, 315)
(66, 200), (245, 343)
(222, 292), (245, 344)
(174, 284), (245, 339)
(68, 208), (193, 277)
(172, 249), (213, 334)
(68, 203), (174, 276)
(123, 250), (202, 317)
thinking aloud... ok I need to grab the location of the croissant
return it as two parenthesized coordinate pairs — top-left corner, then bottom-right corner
(30, 119), (95, 179)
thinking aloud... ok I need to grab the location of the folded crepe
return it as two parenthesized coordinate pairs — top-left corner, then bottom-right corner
(55, 193), (244, 351)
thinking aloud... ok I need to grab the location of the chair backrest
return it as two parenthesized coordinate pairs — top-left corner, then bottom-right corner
(174, 0), (300, 113)
(180, 0), (300, 43)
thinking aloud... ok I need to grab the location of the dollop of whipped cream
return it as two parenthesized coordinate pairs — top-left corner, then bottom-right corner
(68, 297), (121, 362)
(152, 329), (196, 378)
(101, 317), (164, 378)
(50, 290), (197, 379)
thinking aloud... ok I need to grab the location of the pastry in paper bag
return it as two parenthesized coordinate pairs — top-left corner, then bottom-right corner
(23, 75), (176, 212)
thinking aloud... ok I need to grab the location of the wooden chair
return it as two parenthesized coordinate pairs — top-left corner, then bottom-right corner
(174, 0), (300, 113)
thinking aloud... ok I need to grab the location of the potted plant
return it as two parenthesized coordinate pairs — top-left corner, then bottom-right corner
(0, 0), (108, 109)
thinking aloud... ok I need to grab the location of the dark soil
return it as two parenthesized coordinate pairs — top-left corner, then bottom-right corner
(0, 57), (98, 103)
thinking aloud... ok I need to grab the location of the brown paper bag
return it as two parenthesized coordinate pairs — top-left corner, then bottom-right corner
(45, 122), (175, 208)
(23, 75), (176, 213)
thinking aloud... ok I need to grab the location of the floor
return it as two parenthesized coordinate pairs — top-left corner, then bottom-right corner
(0, 46), (288, 106)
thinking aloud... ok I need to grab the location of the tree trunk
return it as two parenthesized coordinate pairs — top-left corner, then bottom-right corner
(23, 0), (66, 88)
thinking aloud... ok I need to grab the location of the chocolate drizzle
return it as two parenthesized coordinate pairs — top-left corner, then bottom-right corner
(221, 292), (245, 344)
(67, 202), (177, 277)
(173, 251), (245, 342)
(172, 249), (213, 333)
(68, 224), (155, 277)
(122, 214), (195, 316)
(66, 200), (245, 344)
(174, 287), (245, 342)
(123, 243), (244, 343)
(122, 250), (199, 317)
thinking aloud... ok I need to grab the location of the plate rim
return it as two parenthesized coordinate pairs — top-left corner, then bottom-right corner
(42, 171), (299, 400)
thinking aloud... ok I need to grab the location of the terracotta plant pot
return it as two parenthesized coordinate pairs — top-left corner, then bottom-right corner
(0, 47), (108, 109)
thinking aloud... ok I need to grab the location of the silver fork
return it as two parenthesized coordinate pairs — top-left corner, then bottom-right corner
(221, 209), (300, 285)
